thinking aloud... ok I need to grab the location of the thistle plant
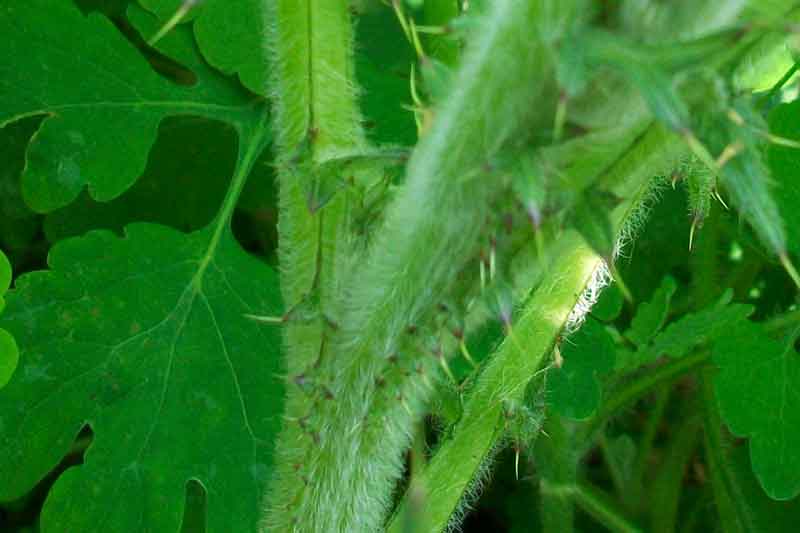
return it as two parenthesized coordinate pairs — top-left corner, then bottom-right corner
(2, 1), (800, 532)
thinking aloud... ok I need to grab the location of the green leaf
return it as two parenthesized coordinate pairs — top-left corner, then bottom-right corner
(0, 117), (40, 222)
(584, 31), (690, 131)
(592, 284), (624, 322)
(637, 297), (753, 364)
(138, 0), (267, 95)
(0, 88), (281, 530)
(624, 276), (677, 347)
(548, 318), (616, 420)
(0, 249), (17, 388)
(354, 5), (417, 146)
(726, 445), (800, 531)
(768, 99), (800, 257)
(713, 321), (800, 500)
(0, 220), (284, 531)
(43, 117), (241, 243)
(0, 117), (42, 259)
(0, 0), (254, 213)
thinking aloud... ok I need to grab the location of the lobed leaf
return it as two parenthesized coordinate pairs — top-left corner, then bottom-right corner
(0, 0), (254, 212)
(625, 276), (677, 347)
(632, 293), (753, 367)
(713, 321), (800, 500)
(138, 0), (267, 94)
(0, 222), (284, 532)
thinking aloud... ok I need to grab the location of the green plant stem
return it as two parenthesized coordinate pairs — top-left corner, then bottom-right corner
(649, 400), (701, 533)
(583, 350), (709, 442)
(699, 367), (756, 533)
(261, 0), (364, 530)
(389, 123), (687, 532)
(599, 434), (627, 499)
(268, 1), (566, 531)
(390, 232), (602, 533)
(627, 385), (670, 509)
(570, 482), (643, 533)
(537, 415), (579, 533)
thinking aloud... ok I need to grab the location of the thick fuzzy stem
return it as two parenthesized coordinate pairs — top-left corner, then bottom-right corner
(262, 0), (363, 530)
(265, 1), (572, 530)
(388, 124), (686, 532)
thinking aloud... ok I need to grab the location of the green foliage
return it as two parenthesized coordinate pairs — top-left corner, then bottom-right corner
(0, 250), (17, 388)
(0, 1), (255, 212)
(638, 294), (754, 364)
(138, 0), (267, 94)
(769, 99), (800, 255)
(0, 223), (283, 531)
(548, 318), (615, 420)
(713, 321), (800, 500)
(625, 276), (677, 347)
(4, 0), (800, 532)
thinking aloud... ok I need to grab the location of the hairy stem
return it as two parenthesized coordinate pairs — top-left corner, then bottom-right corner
(537, 415), (579, 533)
(261, 0), (363, 530)
(388, 122), (686, 532)
(265, 0), (571, 530)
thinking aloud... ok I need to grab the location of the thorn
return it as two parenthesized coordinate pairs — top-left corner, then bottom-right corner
(147, 0), (201, 46)
(409, 19), (427, 60)
(713, 189), (729, 210)
(609, 263), (634, 304)
(726, 108), (745, 126)
(689, 218), (697, 251)
(515, 446), (520, 481)
(479, 255), (487, 289)
(763, 133), (800, 149)
(398, 394), (412, 416)
(460, 341), (477, 368)
(779, 251), (800, 290)
(553, 344), (563, 369)
(412, 24), (449, 35)
(489, 238), (497, 282)
(243, 313), (284, 325)
(409, 63), (423, 108)
(438, 354), (457, 384)
(715, 141), (744, 168)
(670, 170), (682, 189)
(553, 91), (567, 142)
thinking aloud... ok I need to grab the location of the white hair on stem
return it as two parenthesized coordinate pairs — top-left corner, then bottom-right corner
(563, 174), (670, 333)
(564, 258), (611, 333)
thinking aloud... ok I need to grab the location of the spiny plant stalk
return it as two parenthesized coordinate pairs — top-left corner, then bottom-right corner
(388, 123), (687, 532)
(261, 0), (364, 530)
(263, 0), (576, 530)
